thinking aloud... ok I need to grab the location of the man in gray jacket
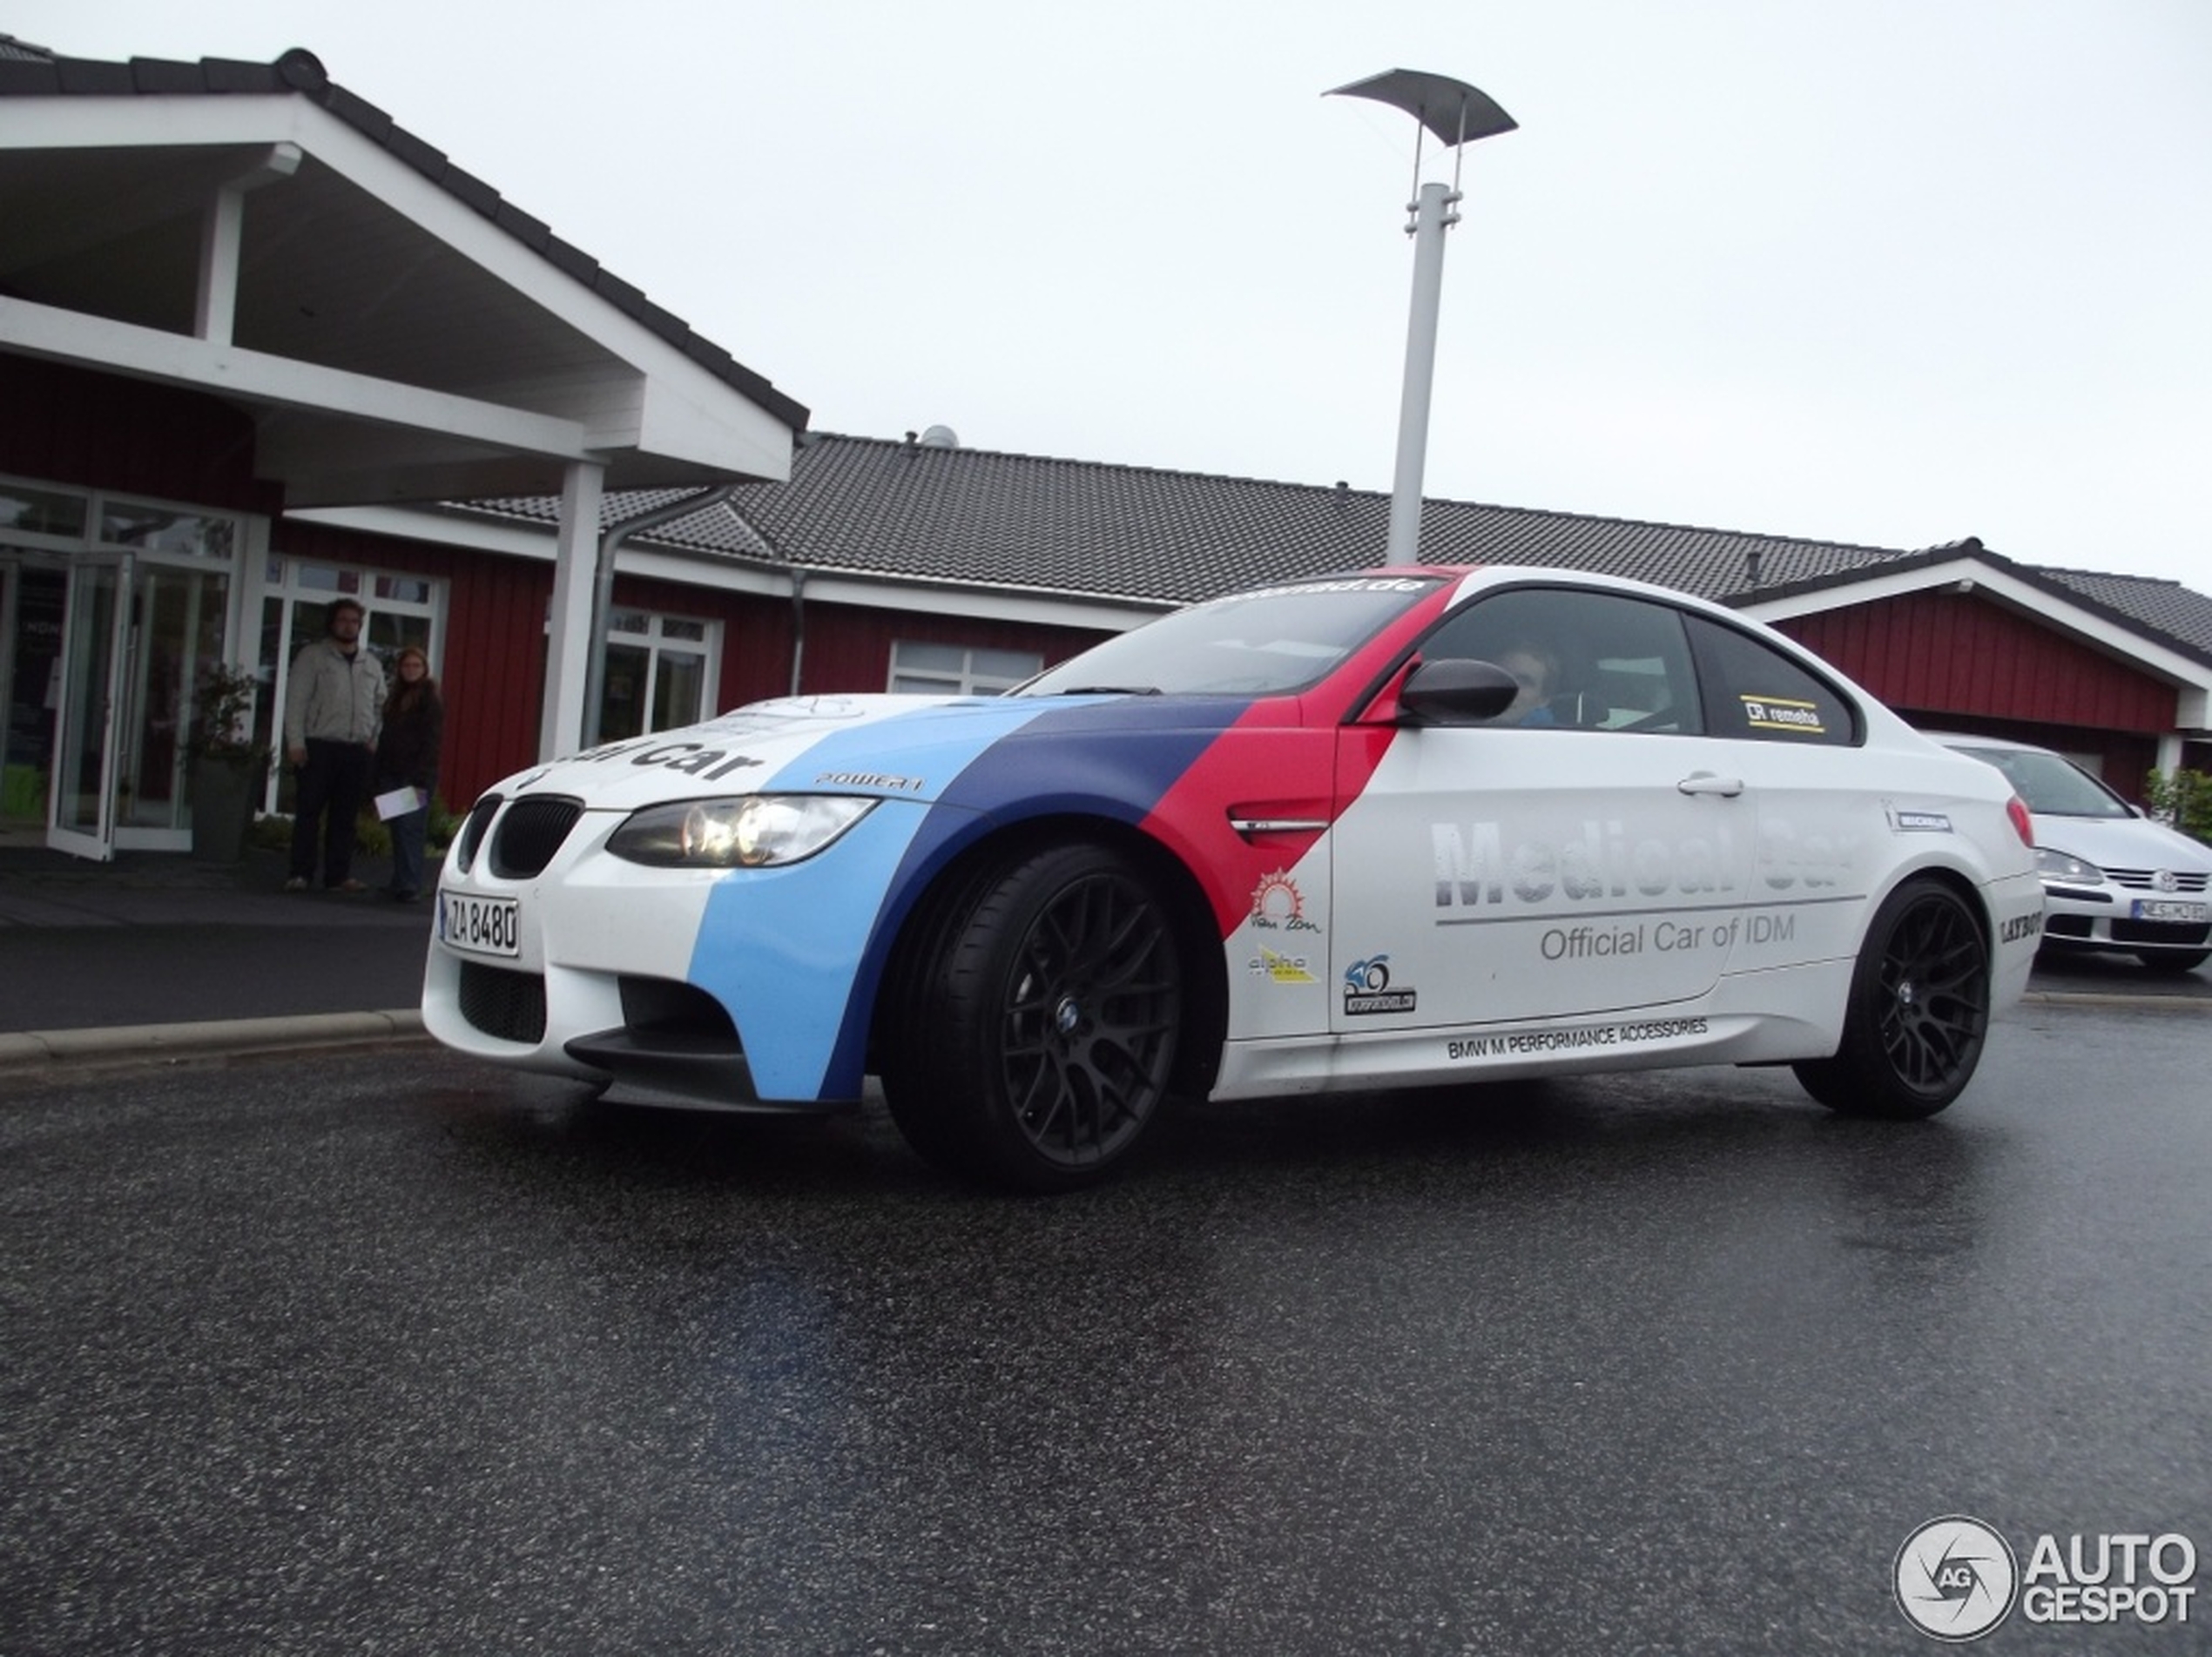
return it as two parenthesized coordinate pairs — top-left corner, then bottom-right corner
(283, 597), (387, 892)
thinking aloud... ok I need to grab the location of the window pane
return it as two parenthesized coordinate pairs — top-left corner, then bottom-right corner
(608, 609), (650, 636)
(660, 617), (706, 642)
(99, 502), (236, 560)
(0, 484), (88, 538)
(651, 650), (708, 732)
(896, 641), (967, 675)
(1685, 616), (1856, 745)
(1420, 587), (1702, 732)
(374, 575), (432, 604)
(972, 648), (1042, 682)
(598, 643), (651, 742)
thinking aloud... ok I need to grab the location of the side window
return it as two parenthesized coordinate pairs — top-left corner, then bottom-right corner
(1417, 587), (1704, 733)
(1683, 615), (1858, 745)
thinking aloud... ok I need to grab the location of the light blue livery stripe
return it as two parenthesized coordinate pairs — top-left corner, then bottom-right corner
(687, 699), (1057, 1101)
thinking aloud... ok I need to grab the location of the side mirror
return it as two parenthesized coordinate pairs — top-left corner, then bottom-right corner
(1398, 658), (1521, 725)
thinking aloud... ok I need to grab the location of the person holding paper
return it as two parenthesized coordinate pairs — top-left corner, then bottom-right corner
(372, 644), (443, 903)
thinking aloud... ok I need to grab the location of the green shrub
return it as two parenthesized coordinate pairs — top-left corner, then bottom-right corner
(2145, 768), (2212, 845)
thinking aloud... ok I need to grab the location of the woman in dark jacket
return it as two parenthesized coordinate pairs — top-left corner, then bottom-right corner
(373, 645), (444, 901)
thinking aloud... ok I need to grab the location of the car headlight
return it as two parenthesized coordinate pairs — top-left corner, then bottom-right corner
(606, 795), (876, 868)
(2034, 845), (2106, 886)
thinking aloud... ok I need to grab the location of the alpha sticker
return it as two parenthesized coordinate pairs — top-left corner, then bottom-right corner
(1248, 947), (1318, 984)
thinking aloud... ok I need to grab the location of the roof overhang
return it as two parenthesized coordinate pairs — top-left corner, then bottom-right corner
(0, 70), (804, 506)
(1739, 552), (2212, 728)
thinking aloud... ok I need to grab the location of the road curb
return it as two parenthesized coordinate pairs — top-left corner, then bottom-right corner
(0, 1009), (429, 1074)
(2021, 988), (2211, 1012)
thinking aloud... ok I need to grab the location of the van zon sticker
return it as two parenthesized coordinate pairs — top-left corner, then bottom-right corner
(1250, 870), (1319, 934)
(1740, 694), (1825, 735)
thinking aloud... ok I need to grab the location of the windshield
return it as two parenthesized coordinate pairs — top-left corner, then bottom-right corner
(1017, 575), (1441, 698)
(1955, 745), (2132, 818)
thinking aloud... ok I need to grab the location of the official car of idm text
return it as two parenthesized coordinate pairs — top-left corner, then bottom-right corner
(426, 566), (2043, 1189)
(1935, 732), (2211, 973)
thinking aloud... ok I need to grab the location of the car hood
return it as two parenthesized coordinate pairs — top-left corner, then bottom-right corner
(487, 691), (1253, 812)
(2030, 809), (2212, 873)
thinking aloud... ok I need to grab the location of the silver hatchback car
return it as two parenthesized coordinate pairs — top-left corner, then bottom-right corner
(1936, 734), (2212, 973)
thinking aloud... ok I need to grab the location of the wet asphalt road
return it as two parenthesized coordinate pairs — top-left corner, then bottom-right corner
(3, 1001), (2208, 1656)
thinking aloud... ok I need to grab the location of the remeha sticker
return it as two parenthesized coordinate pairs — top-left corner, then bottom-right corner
(1740, 694), (1825, 735)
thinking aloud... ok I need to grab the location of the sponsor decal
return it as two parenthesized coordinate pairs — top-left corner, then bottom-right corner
(1740, 693), (1826, 735)
(2000, 912), (2041, 944)
(814, 771), (924, 791)
(564, 736), (765, 783)
(1893, 1516), (2198, 1640)
(1343, 954), (1416, 1015)
(1447, 1015), (1709, 1061)
(1249, 870), (1320, 933)
(1234, 576), (1431, 602)
(1248, 947), (1318, 985)
(1433, 818), (1853, 911)
(1892, 809), (1954, 833)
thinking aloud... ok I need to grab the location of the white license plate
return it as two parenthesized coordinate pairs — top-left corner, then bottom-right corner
(442, 892), (520, 957)
(2132, 898), (2209, 924)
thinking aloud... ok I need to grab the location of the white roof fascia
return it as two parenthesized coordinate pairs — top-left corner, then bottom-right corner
(1, 298), (592, 457)
(286, 504), (558, 561)
(293, 502), (1164, 633)
(7, 94), (792, 482)
(1740, 555), (2212, 695)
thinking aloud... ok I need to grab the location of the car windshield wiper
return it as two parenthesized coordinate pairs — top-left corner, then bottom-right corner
(1049, 684), (1163, 697)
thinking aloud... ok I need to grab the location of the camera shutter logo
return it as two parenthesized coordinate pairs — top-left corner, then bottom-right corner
(1895, 1516), (2020, 1641)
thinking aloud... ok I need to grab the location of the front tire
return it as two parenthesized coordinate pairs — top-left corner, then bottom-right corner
(1793, 878), (1990, 1119)
(882, 844), (1182, 1191)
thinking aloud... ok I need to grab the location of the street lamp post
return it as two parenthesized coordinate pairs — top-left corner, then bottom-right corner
(1326, 70), (1516, 565)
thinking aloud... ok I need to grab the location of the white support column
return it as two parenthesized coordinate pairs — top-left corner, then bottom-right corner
(194, 144), (301, 346)
(539, 458), (606, 761)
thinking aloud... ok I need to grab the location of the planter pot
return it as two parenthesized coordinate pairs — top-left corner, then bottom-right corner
(189, 757), (266, 864)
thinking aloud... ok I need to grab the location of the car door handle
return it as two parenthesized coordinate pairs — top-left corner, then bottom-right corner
(1677, 772), (1745, 798)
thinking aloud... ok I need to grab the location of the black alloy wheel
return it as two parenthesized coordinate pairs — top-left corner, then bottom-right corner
(884, 843), (1183, 1190)
(1794, 878), (1990, 1120)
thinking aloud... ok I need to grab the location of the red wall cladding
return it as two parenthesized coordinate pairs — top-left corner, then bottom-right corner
(0, 357), (280, 515)
(1775, 592), (2174, 733)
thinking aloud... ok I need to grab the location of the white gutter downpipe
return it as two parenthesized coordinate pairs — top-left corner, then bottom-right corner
(583, 486), (738, 746)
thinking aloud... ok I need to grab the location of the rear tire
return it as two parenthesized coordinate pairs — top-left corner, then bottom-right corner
(882, 843), (1182, 1191)
(1793, 878), (1989, 1120)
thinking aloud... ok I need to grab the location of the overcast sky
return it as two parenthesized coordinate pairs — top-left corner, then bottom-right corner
(12, 0), (2210, 589)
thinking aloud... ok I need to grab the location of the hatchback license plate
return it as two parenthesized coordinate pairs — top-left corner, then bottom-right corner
(2132, 898), (2209, 925)
(442, 892), (520, 957)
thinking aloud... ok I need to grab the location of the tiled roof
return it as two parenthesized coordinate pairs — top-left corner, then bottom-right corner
(449, 434), (2212, 670)
(2036, 568), (2212, 660)
(0, 35), (807, 430)
(454, 433), (1915, 607)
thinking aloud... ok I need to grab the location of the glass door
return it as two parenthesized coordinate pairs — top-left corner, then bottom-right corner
(2, 558), (69, 839)
(48, 552), (132, 861)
